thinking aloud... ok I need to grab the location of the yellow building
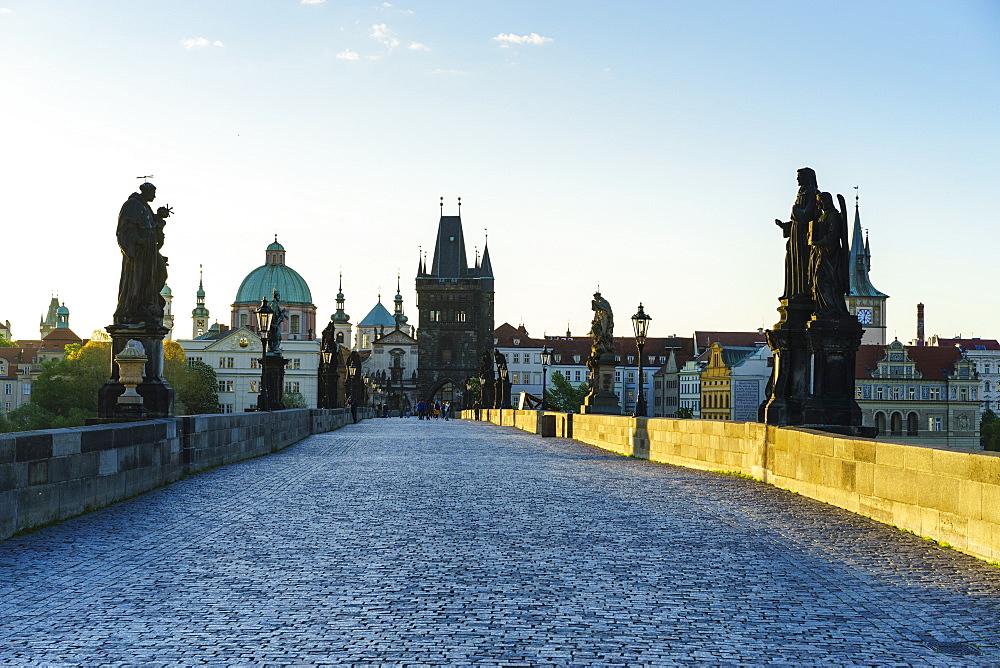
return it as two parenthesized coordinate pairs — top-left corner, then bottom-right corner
(700, 343), (758, 420)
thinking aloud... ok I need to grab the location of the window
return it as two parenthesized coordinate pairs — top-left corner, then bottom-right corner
(929, 417), (942, 432)
(628, 372), (635, 382)
(3, 383), (10, 395)
(218, 381), (234, 392)
(512, 353), (520, 364)
(856, 386), (863, 399)
(891, 386), (901, 400)
(907, 387), (915, 400)
(3, 402), (9, 413)
(875, 386), (884, 400)
(240, 313), (249, 327)
(929, 387), (941, 400)
(951, 387), (957, 400)
(290, 315), (300, 334)
(284, 381), (300, 393)
(615, 371), (621, 382)
(221, 404), (234, 414)
(291, 358), (301, 370)
(960, 388), (968, 401)
(574, 370), (581, 382)
(429, 310), (441, 322)
(0, 365), (6, 376)
(250, 358), (260, 369)
(219, 357), (234, 368)
(22, 383), (30, 395)
(249, 381), (259, 393)
(456, 311), (467, 322)
(972, 389), (978, 400)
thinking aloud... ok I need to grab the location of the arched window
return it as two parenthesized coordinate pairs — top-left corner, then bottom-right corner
(986, 381), (992, 392)
(240, 313), (249, 328)
(290, 315), (300, 334)
(875, 412), (886, 435)
(907, 412), (919, 436)
(890, 412), (902, 436)
(336, 331), (344, 343)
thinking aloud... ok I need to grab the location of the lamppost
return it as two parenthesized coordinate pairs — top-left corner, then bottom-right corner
(320, 343), (335, 409)
(255, 297), (274, 411)
(631, 303), (651, 417)
(541, 345), (552, 411)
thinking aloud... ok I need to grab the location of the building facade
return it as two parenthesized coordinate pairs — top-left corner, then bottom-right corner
(856, 340), (979, 448)
(416, 207), (495, 406)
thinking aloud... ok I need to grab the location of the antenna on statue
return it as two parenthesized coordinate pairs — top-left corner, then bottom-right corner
(137, 175), (154, 181)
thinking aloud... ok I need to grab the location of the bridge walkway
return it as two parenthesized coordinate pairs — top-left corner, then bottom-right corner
(1, 418), (999, 665)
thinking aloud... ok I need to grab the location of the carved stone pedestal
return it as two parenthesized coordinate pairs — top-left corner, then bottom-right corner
(801, 316), (874, 437)
(97, 324), (174, 419)
(762, 300), (812, 427)
(257, 354), (288, 411)
(581, 352), (621, 415)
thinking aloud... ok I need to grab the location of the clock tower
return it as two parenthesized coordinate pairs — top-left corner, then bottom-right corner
(845, 194), (888, 345)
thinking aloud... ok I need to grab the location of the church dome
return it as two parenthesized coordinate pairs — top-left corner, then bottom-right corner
(160, 283), (172, 297)
(56, 303), (69, 316)
(234, 239), (313, 305)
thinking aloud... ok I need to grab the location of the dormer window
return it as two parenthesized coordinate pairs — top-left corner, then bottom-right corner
(628, 356), (635, 364)
(573, 355), (581, 364)
(513, 339), (520, 346)
(554, 354), (562, 363)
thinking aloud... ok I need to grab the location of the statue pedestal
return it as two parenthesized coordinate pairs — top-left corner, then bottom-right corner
(801, 315), (873, 436)
(581, 353), (621, 415)
(257, 354), (288, 411)
(762, 300), (812, 427)
(97, 324), (174, 419)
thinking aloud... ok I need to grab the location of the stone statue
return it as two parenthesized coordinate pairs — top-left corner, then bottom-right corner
(775, 168), (820, 301)
(493, 349), (510, 409)
(479, 350), (495, 409)
(589, 292), (614, 356)
(266, 291), (287, 354)
(114, 182), (171, 327)
(809, 192), (850, 317)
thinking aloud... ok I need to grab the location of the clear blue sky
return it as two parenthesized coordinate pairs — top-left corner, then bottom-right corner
(2, 1), (998, 342)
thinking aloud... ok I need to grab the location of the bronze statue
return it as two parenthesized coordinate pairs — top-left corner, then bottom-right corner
(266, 291), (287, 354)
(114, 182), (171, 327)
(775, 168), (820, 301)
(809, 192), (850, 316)
(589, 292), (614, 356)
(479, 350), (495, 409)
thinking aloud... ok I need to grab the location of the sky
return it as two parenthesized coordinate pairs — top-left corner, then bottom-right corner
(1, 0), (999, 344)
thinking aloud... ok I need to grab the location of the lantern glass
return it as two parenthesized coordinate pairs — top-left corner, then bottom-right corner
(631, 303), (651, 344)
(255, 297), (274, 334)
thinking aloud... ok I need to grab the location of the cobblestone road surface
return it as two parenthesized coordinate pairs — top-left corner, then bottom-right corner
(3, 418), (1000, 666)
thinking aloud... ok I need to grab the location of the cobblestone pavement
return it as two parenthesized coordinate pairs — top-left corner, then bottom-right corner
(3, 419), (1000, 666)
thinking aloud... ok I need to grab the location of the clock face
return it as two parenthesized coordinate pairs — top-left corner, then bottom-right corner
(857, 308), (873, 325)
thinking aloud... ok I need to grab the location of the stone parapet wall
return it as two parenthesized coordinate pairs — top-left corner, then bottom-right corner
(0, 408), (366, 542)
(462, 410), (1000, 564)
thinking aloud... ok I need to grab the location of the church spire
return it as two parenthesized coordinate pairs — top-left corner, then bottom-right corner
(393, 271), (408, 330)
(192, 265), (210, 338)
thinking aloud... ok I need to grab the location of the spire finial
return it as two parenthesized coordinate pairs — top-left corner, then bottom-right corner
(339, 270), (343, 291)
(457, 196), (462, 215)
(397, 270), (401, 294)
(854, 185), (859, 207)
(439, 196), (443, 215)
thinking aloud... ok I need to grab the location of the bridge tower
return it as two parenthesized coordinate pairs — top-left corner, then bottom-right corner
(415, 198), (494, 407)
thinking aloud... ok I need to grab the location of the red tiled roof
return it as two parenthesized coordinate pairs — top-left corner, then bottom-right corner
(694, 331), (767, 353)
(855, 344), (963, 381)
(494, 323), (693, 368)
(933, 338), (1000, 351)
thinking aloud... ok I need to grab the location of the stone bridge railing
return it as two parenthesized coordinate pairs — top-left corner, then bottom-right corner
(0, 408), (370, 542)
(465, 409), (1000, 565)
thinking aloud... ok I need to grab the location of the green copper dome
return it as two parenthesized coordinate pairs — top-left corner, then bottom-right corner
(267, 240), (285, 252)
(235, 263), (313, 305)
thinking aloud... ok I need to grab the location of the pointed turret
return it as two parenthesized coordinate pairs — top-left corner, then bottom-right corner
(40, 295), (60, 338)
(847, 198), (886, 299)
(393, 273), (408, 330)
(192, 266), (210, 338)
(480, 241), (493, 278)
(330, 271), (352, 347)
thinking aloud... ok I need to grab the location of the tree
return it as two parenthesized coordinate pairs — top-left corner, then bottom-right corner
(544, 371), (589, 413)
(163, 341), (220, 415)
(676, 406), (695, 419)
(283, 390), (308, 409)
(982, 409), (1000, 451)
(0, 336), (16, 348)
(33, 341), (111, 418)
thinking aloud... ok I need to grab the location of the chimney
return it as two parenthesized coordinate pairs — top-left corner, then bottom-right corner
(916, 303), (925, 346)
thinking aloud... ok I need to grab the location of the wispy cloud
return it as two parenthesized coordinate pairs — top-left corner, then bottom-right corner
(336, 49), (360, 60)
(181, 37), (224, 50)
(492, 32), (553, 46)
(301, 0), (325, 4)
(0, 8), (11, 14)
(408, 42), (430, 52)
(370, 23), (399, 50)
(382, 2), (414, 14)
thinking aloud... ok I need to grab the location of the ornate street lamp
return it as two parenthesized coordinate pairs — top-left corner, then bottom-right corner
(320, 343), (334, 409)
(541, 345), (552, 411)
(631, 303), (651, 417)
(255, 297), (274, 411)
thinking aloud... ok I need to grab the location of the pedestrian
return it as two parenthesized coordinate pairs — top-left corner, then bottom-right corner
(348, 397), (357, 424)
(443, 400), (451, 421)
(434, 400), (441, 419)
(416, 399), (425, 419)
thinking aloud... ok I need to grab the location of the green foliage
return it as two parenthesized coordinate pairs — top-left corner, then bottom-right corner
(466, 377), (482, 405)
(0, 336), (16, 348)
(544, 371), (589, 413)
(33, 341), (111, 418)
(676, 406), (695, 419)
(283, 390), (308, 409)
(981, 409), (1000, 451)
(163, 342), (220, 415)
(0, 404), (91, 433)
